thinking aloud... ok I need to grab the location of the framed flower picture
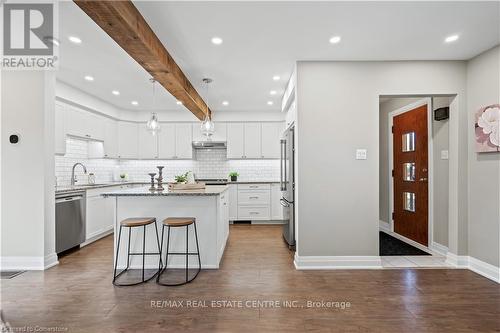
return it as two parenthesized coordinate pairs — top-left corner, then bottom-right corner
(475, 104), (500, 153)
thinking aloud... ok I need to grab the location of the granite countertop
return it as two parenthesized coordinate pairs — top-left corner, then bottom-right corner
(55, 181), (147, 194)
(227, 180), (280, 184)
(101, 185), (229, 197)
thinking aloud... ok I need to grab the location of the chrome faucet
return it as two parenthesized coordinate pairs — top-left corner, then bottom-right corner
(71, 163), (87, 186)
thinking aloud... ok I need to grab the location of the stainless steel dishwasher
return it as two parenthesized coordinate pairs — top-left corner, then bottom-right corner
(56, 191), (86, 254)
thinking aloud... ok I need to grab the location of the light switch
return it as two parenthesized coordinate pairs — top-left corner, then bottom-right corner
(441, 150), (449, 160)
(356, 149), (367, 160)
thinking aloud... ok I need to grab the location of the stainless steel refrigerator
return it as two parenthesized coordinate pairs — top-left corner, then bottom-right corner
(280, 126), (295, 249)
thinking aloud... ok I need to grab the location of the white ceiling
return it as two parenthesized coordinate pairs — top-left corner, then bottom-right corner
(57, 1), (499, 113)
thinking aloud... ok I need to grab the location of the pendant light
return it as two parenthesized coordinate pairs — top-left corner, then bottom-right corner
(146, 78), (161, 135)
(200, 78), (215, 140)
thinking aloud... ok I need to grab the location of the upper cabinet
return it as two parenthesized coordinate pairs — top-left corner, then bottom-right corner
(227, 122), (282, 159)
(103, 119), (118, 158)
(227, 123), (245, 159)
(138, 125), (159, 159)
(243, 123), (262, 158)
(261, 122), (282, 158)
(66, 107), (104, 141)
(158, 123), (192, 159)
(117, 122), (138, 159)
(192, 122), (227, 142)
(54, 103), (67, 155)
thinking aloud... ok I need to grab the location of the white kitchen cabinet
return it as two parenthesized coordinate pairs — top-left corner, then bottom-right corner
(66, 107), (104, 141)
(261, 122), (282, 158)
(227, 123), (245, 158)
(103, 118), (118, 158)
(192, 122), (227, 142)
(86, 193), (114, 241)
(175, 123), (193, 159)
(271, 183), (284, 220)
(217, 191), (230, 262)
(158, 123), (176, 159)
(243, 123), (262, 158)
(87, 113), (105, 141)
(228, 184), (238, 221)
(138, 126), (159, 159)
(117, 122), (139, 159)
(54, 103), (67, 155)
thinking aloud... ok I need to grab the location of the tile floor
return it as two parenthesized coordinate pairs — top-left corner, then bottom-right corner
(381, 255), (453, 268)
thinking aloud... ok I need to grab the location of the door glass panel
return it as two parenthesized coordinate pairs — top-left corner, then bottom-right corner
(403, 163), (416, 181)
(402, 132), (416, 152)
(403, 192), (416, 212)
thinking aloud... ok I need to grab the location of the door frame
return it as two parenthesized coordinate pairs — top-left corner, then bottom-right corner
(388, 98), (434, 248)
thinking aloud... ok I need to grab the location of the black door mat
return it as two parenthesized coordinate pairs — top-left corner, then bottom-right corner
(379, 232), (430, 256)
(1, 271), (25, 279)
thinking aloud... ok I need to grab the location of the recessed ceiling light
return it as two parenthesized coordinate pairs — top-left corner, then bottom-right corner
(329, 36), (341, 44)
(272, 75), (280, 81)
(176, 100), (183, 105)
(84, 75), (94, 81)
(131, 101), (138, 106)
(112, 90), (120, 96)
(222, 101), (229, 106)
(270, 90), (277, 95)
(211, 37), (223, 45)
(267, 101), (274, 106)
(68, 36), (82, 44)
(445, 34), (459, 43)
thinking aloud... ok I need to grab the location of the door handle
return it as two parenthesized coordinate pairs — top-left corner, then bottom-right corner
(419, 178), (428, 182)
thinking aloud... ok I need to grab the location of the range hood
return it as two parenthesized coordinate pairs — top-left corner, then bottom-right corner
(192, 141), (227, 149)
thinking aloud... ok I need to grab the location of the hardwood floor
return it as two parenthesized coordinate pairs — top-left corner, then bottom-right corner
(2, 225), (499, 332)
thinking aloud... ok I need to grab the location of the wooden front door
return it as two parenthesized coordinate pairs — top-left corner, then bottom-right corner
(393, 104), (429, 246)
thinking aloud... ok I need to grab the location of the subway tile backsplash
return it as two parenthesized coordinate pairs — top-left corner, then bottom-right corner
(55, 138), (280, 186)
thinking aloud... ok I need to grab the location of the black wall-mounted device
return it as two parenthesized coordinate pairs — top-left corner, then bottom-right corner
(434, 107), (449, 121)
(9, 134), (20, 144)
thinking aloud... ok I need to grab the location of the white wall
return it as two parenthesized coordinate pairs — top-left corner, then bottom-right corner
(296, 61), (468, 258)
(467, 46), (500, 268)
(1, 71), (57, 270)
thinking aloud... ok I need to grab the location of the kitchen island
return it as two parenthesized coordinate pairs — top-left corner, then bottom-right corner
(102, 185), (229, 269)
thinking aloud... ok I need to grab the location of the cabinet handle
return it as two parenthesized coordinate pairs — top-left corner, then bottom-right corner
(249, 212), (259, 215)
(249, 185), (258, 188)
(249, 196), (259, 199)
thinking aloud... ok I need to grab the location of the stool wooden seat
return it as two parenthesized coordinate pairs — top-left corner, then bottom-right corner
(120, 217), (156, 227)
(162, 217), (195, 227)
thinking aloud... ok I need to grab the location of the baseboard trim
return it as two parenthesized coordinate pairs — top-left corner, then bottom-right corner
(379, 220), (391, 233)
(468, 256), (500, 283)
(44, 253), (59, 270)
(446, 253), (499, 283)
(294, 253), (382, 270)
(81, 226), (114, 247)
(430, 241), (448, 257)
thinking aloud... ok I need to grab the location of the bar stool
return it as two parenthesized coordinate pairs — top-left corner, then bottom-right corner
(113, 217), (162, 286)
(156, 217), (201, 286)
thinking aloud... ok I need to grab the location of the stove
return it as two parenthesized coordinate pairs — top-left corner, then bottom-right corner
(195, 178), (228, 185)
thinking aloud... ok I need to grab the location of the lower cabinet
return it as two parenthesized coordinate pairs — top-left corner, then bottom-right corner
(228, 183), (284, 222)
(85, 189), (115, 242)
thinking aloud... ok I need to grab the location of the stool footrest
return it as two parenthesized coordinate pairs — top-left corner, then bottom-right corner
(128, 252), (161, 256)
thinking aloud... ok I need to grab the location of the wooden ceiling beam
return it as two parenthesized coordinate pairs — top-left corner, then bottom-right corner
(74, 0), (210, 120)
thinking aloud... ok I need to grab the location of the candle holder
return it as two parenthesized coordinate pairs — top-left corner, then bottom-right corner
(156, 166), (164, 191)
(148, 173), (156, 191)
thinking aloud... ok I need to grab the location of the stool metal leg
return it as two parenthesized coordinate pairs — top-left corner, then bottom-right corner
(113, 225), (123, 284)
(154, 219), (163, 270)
(126, 227), (131, 270)
(186, 225), (189, 283)
(193, 221), (201, 277)
(142, 225), (146, 282)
